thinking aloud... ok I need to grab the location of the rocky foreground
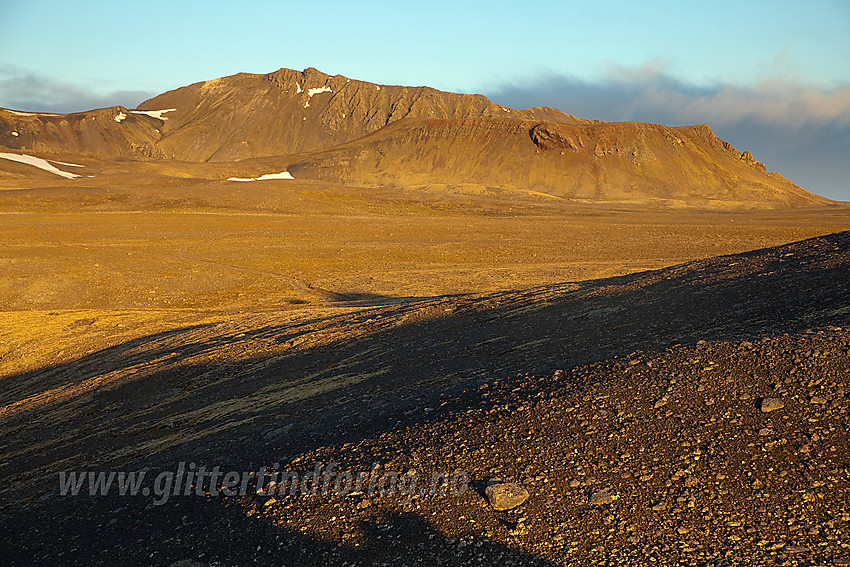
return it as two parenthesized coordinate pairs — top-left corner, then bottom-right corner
(2, 232), (849, 566)
(253, 328), (848, 566)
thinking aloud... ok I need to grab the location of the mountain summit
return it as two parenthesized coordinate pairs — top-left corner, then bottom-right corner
(139, 67), (592, 161)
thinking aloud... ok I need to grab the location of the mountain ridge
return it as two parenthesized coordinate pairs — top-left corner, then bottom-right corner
(137, 67), (593, 161)
(0, 66), (836, 208)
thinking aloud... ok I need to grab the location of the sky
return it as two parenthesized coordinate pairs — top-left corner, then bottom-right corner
(0, 0), (848, 199)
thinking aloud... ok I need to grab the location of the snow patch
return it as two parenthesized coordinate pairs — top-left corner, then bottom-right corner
(376, 85), (380, 91)
(304, 86), (332, 107)
(296, 83), (302, 94)
(0, 152), (82, 179)
(48, 159), (84, 167)
(227, 171), (294, 182)
(6, 110), (59, 117)
(307, 86), (332, 98)
(113, 112), (127, 123)
(131, 108), (177, 121)
(11, 131), (18, 136)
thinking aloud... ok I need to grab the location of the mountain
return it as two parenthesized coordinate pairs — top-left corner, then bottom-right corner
(138, 67), (591, 161)
(0, 106), (164, 159)
(0, 67), (588, 162)
(0, 66), (834, 207)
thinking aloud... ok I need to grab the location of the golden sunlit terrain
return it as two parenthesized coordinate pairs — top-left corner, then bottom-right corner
(1, 66), (849, 567)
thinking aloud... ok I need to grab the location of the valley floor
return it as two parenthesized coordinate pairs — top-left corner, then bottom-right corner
(0, 181), (849, 566)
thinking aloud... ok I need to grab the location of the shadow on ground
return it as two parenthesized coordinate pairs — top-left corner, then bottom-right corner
(1, 231), (848, 565)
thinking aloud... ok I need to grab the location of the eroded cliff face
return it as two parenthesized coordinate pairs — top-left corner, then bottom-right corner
(286, 117), (827, 207)
(136, 67), (590, 162)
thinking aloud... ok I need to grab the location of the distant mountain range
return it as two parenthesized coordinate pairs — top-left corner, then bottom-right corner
(0, 67), (833, 207)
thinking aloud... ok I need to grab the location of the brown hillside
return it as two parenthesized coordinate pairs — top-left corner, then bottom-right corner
(139, 67), (591, 161)
(285, 117), (830, 208)
(0, 106), (164, 159)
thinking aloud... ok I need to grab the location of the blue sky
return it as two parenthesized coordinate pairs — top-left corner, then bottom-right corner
(1, 0), (848, 199)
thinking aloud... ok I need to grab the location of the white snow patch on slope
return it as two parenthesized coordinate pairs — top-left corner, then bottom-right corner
(131, 108), (177, 120)
(307, 86), (332, 98)
(376, 85), (380, 91)
(0, 152), (82, 179)
(6, 110), (59, 117)
(227, 171), (294, 182)
(296, 83), (302, 94)
(113, 112), (127, 123)
(49, 159), (84, 167)
(304, 86), (332, 107)
(11, 131), (18, 136)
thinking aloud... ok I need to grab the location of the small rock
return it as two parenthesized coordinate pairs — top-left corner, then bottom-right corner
(264, 424), (293, 439)
(651, 501), (668, 511)
(810, 396), (827, 404)
(568, 478), (581, 488)
(485, 482), (530, 511)
(654, 397), (669, 409)
(761, 398), (785, 413)
(758, 427), (773, 436)
(588, 490), (614, 505)
(785, 545), (810, 554)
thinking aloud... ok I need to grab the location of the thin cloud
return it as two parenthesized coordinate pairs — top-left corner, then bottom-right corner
(0, 65), (155, 113)
(488, 64), (850, 129)
(623, 82), (850, 128)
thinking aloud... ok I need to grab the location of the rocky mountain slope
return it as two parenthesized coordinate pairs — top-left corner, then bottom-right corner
(0, 68), (587, 162)
(1, 231), (848, 566)
(139, 67), (590, 162)
(287, 117), (826, 206)
(0, 106), (164, 159)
